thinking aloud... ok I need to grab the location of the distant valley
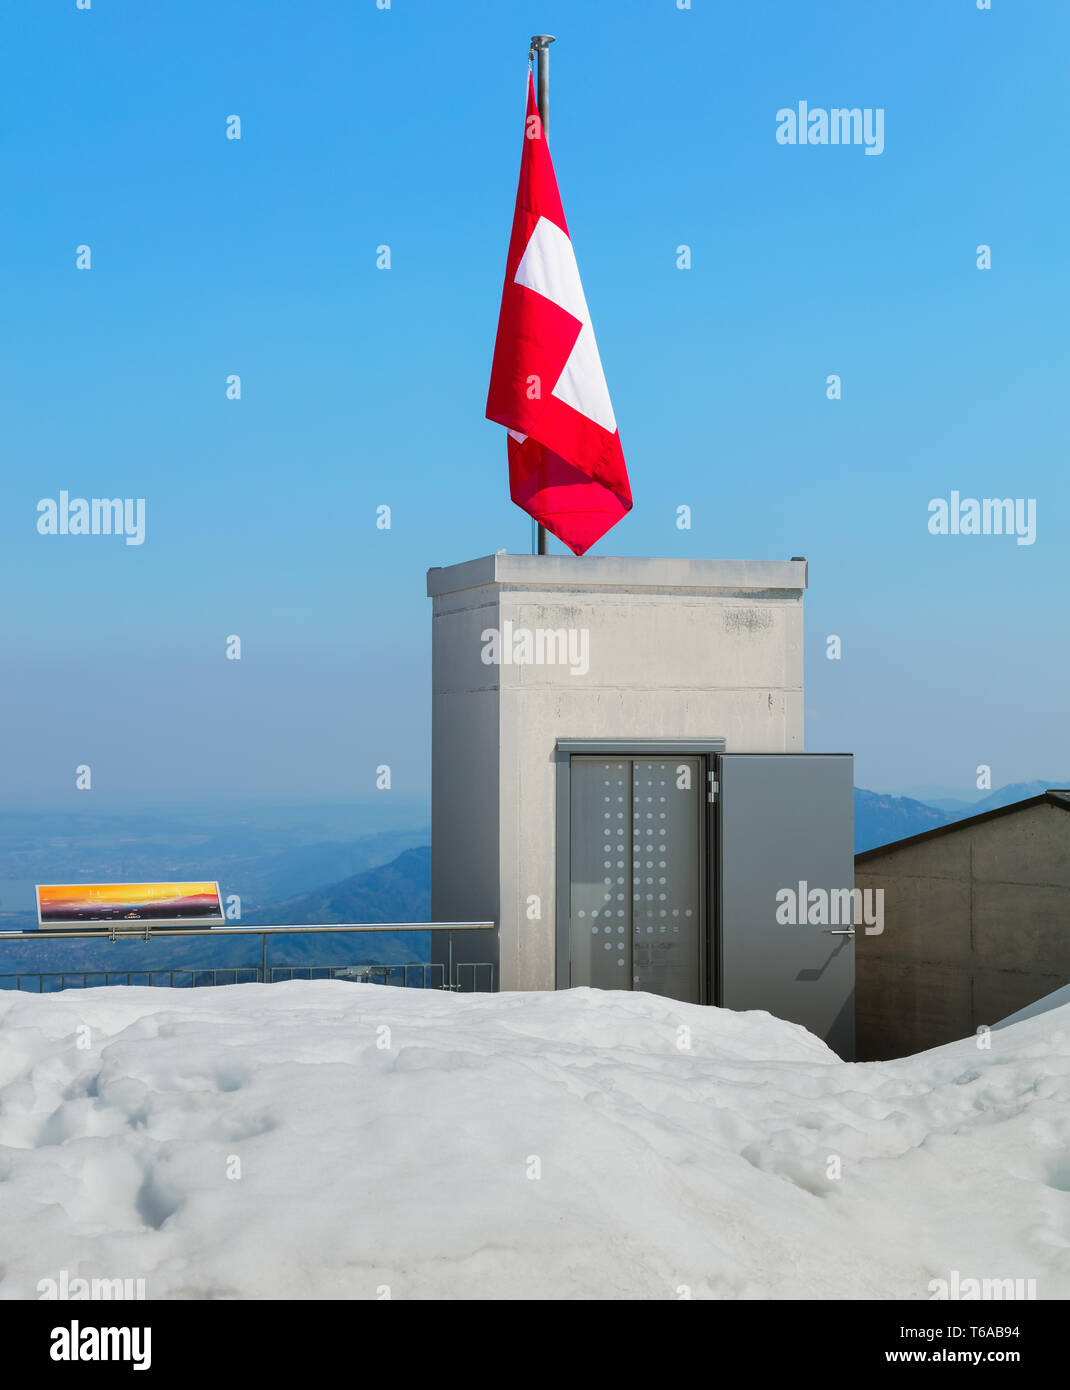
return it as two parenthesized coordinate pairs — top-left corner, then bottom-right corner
(0, 803), (429, 931)
(1, 784), (1066, 932)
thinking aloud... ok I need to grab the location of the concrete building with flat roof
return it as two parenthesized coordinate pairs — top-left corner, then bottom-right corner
(855, 791), (1070, 1059)
(427, 552), (857, 1057)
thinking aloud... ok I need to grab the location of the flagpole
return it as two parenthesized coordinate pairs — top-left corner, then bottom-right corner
(530, 33), (555, 557)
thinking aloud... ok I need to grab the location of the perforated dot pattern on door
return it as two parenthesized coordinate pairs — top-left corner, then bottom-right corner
(568, 757), (703, 1002)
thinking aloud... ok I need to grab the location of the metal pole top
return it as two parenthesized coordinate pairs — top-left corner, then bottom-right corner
(530, 34), (556, 52)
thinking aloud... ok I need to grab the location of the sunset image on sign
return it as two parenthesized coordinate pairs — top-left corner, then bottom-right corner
(35, 882), (224, 929)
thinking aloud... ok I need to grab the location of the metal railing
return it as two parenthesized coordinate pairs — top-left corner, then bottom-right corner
(0, 922), (497, 995)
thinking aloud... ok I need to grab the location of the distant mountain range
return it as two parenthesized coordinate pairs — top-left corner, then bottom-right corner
(225, 781), (1070, 924)
(947, 780), (1070, 814)
(855, 779), (1070, 853)
(0, 805), (429, 931)
(241, 847), (431, 925)
(2, 785), (1067, 933)
(853, 789), (946, 853)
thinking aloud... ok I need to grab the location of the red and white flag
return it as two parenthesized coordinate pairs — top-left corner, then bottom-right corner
(486, 72), (632, 556)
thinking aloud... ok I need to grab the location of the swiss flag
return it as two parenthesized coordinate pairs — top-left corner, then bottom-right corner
(486, 72), (632, 555)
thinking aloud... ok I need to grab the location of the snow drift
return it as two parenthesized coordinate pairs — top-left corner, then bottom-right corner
(0, 982), (1067, 1300)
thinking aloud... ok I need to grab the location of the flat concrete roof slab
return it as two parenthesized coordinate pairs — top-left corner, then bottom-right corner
(427, 553), (808, 598)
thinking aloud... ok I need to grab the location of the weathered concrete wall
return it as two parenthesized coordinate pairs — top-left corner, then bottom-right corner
(429, 553), (807, 991)
(855, 800), (1070, 1059)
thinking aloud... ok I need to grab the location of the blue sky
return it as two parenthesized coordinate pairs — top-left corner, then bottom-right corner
(2, 0), (1067, 808)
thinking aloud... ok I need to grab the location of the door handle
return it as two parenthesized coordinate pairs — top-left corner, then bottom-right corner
(824, 929), (855, 937)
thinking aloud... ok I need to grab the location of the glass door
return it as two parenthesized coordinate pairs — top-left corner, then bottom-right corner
(568, 756), (705, 1003)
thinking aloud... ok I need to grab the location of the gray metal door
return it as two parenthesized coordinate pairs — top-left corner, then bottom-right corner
(568, 756), (705, 1002)
(718, 753), (855, 1059)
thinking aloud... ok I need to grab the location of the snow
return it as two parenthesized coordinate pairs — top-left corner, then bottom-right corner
(995, 981), (1070, 1031)
(0, 982), (1068, 1300)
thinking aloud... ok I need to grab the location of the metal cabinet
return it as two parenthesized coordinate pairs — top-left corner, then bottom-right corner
(559, 744), (855, 1058)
